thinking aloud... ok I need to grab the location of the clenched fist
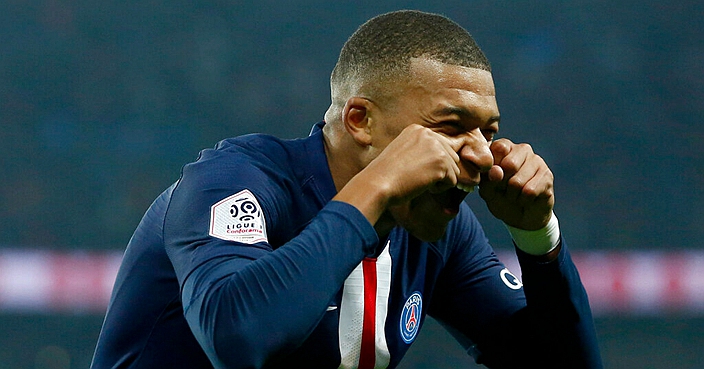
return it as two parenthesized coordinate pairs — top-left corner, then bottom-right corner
(478, 138), (555, 231)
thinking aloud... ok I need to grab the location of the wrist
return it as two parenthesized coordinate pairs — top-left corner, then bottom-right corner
(505, 211), (560, 256)
(332, 172), (392, 226)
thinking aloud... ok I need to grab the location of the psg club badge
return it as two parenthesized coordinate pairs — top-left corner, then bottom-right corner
(399, 292), (422, 344)
(209, 189), (268, 244)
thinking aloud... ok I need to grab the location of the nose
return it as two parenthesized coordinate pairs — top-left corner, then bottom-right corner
(457, 129), (493, 180)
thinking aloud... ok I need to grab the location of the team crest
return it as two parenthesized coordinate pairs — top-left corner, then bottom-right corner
(209, 189), (268, 244)
(399, 292), (422, 344)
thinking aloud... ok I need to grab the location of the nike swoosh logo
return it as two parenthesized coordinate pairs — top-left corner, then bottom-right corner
(326, 306), (338, 311)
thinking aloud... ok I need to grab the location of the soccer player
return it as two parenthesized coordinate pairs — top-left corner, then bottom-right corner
(91, 10), (602, 369)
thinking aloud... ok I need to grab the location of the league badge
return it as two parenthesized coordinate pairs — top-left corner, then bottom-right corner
(209, 189), (268, 244)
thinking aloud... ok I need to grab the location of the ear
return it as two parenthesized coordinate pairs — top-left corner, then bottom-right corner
(342, 97), (374, 146)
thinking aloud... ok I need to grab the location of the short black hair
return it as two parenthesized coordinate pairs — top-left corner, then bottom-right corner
(331, 10), (491, 89)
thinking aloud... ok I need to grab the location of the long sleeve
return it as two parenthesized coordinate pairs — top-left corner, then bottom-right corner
(428, 206), (602, 368)
(512, 241), (602, 368)
(161, 131), (382, 368)
(166, 201), (378, 368)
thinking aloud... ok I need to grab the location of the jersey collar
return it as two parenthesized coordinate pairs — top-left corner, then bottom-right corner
(302, 121), (338, 204)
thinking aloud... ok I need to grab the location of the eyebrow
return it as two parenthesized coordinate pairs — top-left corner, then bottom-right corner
(435, 106), (500, 124)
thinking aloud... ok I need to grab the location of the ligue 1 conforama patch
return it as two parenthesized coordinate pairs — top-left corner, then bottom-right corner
(399, 292), (422, 344)
(209, 189), (268, 244)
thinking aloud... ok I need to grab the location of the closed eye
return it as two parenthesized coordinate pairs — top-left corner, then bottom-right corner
(482, 128), (498, 142)
(432, 106), (500, 141)
(437, 120), (465, 136)
(437, 121), (497, 142)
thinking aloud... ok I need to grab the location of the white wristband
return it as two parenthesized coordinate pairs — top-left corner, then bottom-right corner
(504, 212), (560, 256)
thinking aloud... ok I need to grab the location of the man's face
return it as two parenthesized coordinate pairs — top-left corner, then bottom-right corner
(372, 58), (500, 241)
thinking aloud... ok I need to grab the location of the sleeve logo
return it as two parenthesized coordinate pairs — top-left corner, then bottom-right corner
(500, 268), (523, 290)
(209, 189), (268, 244)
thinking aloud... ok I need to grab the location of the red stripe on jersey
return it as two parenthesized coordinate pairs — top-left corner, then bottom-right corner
(359, 258), (377, 369)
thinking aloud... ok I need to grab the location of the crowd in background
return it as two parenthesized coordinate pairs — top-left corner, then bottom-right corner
(2, 1), (702, 253)
(1, 2), (703, 368)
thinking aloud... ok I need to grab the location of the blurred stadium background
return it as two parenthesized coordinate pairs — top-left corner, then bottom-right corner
(1, 1), (703, 368)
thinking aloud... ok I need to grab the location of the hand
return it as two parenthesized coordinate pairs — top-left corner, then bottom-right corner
(478, 138), (555, 230)
(333, 124), (463, 226)
(365, 124), (462, 204)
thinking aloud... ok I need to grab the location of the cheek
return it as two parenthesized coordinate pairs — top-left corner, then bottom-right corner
(373, 113), (411, 145)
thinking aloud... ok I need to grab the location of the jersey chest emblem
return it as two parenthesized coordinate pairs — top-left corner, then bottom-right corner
(209, 189), (268, 244)
(399, 292), (422, 344)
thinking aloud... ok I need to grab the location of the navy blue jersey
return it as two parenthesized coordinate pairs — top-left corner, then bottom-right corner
(91, 122), (602, 369)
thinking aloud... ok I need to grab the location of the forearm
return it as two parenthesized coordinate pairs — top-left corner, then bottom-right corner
(515, 240), (602, 368)
(332, 171), (390, 227)
(180, 202), (378, 368)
